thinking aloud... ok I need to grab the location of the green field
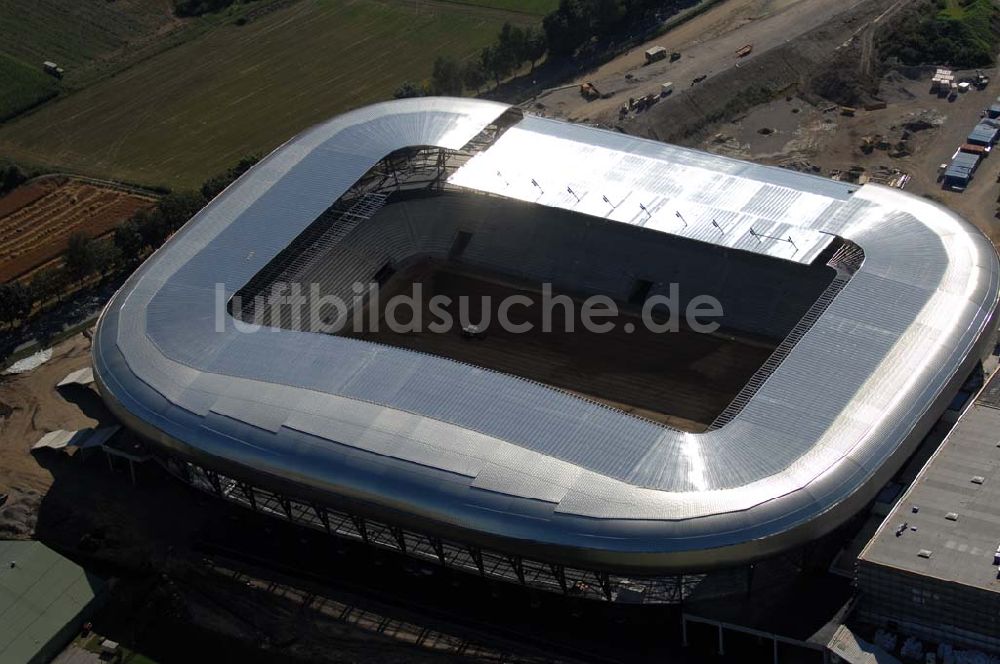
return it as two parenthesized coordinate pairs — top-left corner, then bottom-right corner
(0, 0), (189, 88)
(440, 0), (558, 16)
(0, 0), (532, 189)
(0, 54), (59, 123)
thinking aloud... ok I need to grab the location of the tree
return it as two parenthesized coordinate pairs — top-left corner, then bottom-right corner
(462, 61), (487, 93)
(430, 56), (464, 96)
(64, 232), (97, 280)
(91, 240), (122, 278)
(592, 0), (624, 36)
(480, 45), (510, 87)
(114, 219), (145, 265)
(393, 81), (425, 99)
(30, 267), (65, 305)
(0, 282), (33, 326)
(496, 23), (528, 73)
(0, 164), (26, 196)
(201, 154), (260, 200)
(524, 28), (547, 72)
(543, 0), (591, 57)
(157, 192), (205, 234)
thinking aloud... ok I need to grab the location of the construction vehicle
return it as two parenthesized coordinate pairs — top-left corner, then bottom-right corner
(735, 44), (753, 58)
(580, 82), (600, 100)
(644, 46), (667, 64)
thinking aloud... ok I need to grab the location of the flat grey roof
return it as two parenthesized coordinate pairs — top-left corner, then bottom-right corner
(859, 376), (1000, 593)
(0, 541), (105, 663)
(93, 98), (1000, 572)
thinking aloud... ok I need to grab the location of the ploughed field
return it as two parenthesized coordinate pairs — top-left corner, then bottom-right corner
(0, 177), (155, 282)
(345, 261), (777, 432)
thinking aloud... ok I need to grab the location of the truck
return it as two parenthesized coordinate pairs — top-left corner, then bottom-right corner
(735, 44), (753, 58)
(660, 81), (674, 97)
(42, 61), (64, 79)
(644, 46), (667, 64)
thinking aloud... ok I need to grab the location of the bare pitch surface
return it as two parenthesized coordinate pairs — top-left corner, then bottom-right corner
(346, 261), (777, 431)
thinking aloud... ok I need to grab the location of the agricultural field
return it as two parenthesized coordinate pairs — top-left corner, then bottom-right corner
(0, 54), (59, 123)
(0, 0), (535, 191)
(443, 0), (558, 16)
(0, 0), (190, 90)
(0, 177), (156, 282)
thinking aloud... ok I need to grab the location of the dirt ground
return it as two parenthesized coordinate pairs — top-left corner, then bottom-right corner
(0, 334), (98, 537)
(528, 0), (871, 123)
(700, 66), (1000, 242)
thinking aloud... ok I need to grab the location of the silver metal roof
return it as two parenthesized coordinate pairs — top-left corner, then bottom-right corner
(92, 98), (1000, 572)
(448, 117), (838, 264)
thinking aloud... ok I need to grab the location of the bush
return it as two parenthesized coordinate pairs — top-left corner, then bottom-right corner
(0, 282), (33, 325)
(881, 0), (1000, 68)
(0, 164), (27, 197)
(173, 0), (262, 17)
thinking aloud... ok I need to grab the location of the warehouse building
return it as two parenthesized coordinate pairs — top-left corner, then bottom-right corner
(857, 376), (1000, 654)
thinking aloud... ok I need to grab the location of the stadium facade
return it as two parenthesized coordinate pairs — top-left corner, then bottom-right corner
(93, 98), (1000, 603)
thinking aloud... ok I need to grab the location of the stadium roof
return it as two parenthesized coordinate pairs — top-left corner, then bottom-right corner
(93, 98), (1000, 572)
(448, 117), (836, 264)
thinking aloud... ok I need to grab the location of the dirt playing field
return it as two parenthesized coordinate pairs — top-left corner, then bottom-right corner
(0, 176), (156, 282)
(345, 260), (776, 431)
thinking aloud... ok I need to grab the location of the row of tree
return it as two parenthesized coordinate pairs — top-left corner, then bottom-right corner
(544, 0), (695, 56)
(398, 0), (700, 99)
(0, 159), (258, 329)
(396, 22), (546, 99)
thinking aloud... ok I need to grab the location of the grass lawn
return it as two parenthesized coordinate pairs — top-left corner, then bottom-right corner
(0, 0), (530, 190)
(0, 54), (59, 122)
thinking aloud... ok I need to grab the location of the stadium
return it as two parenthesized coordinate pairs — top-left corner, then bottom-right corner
(92, 97), (1000, 603)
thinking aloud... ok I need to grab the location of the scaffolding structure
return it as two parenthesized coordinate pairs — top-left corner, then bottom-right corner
(166, 456), (718, 604)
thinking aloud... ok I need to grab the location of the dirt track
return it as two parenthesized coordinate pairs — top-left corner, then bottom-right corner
(530, 0), (874, 123)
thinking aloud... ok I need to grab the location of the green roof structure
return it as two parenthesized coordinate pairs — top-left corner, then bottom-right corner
(0, 541), (106, 664)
